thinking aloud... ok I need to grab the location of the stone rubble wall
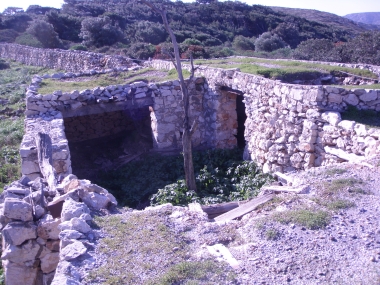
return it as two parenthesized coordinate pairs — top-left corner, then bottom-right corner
(148, 60), (380, 172)
(22, 74), (237, 180)
(0, 173), (117, 285)
(0, 43), (136, 72)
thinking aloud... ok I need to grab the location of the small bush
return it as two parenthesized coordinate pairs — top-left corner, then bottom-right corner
(15, 33), (43, 48)
(255, 32), (286, 52)
(265, 228), (280, 240)
(69, 44), (88, 51)
(324, 177), (363, 194)
(324, 168), (347, 176)
(0, 59), (10, 70)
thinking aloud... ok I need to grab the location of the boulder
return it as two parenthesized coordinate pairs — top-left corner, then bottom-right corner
(321, 111), (341, 127)
(3, 198), (33, 222)
(2, 240), (48, 263)
(60, 240), (87, 261)
(3, 260), (39, 285)
(80, 191), (110, 210)
(59, 217), (91, 234)
(61, 198), (90, 222)
(59, 230), (84, 240)
(2, 222), (37, 246)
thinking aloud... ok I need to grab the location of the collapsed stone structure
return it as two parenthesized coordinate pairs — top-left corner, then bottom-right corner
(1, 49), (380, 284)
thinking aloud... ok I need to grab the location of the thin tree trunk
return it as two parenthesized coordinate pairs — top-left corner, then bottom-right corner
(140, 0), (197, 191)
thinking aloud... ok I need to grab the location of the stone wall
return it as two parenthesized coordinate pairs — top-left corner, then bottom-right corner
(148, 60), (380, 172)
(0, 43), (136, 72)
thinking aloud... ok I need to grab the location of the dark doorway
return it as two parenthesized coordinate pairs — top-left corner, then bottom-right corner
(236, 94), (247, 149)
(64, 108), (153, 180)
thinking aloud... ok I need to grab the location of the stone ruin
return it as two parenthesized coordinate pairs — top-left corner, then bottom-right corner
(0, 44), (380, 284)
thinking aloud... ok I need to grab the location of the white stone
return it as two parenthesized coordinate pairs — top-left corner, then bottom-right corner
(354, 124), (367, 137)
(61, 198), (90, 222)
(37, 215), (61, 240)
(321, 111), (341, 126)
(328, 93), (342, 103)
(61, 240), (87, 261)
(81, 191), (110, 210)
(338, 120), (356, 131)
(3, 261), (39, 285)
(21, 161), (40, 175)
(2, 240), (48, 263)
(59, 217), (91, 234)
(3, 198), (33, 222)
(3, 222), (37, 246)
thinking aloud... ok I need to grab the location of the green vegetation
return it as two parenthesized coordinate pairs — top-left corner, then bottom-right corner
(324, 168), (347, 176)
(265, 228), (281, 240)
(341, 105), (380, 129)
(194, 57), (378, 82)
(2, 0), (380, 64)
(37, 68), (189, 95)
(87, 212), (236, 285)
(326, 199), (355, 211)
(94, 148), (272, 208)
(274, 209), (331, 230)
(323, 177), (363, 195)
(0, 60), (57, 192)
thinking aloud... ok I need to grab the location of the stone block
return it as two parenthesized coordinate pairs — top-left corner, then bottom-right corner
(338, 120), (356, 131)
(3, 222), (37, 246)
(3, 198), (33, 222)
(328, 93), (342, 103)
(2, 240), (48, 263)
(37, 215), (61, 240)
(3, 261), (39, 285)
(343, 93), (359, 106)
(41, 252), (60, 274)
(61, 198), (90, 222)
(321, 111), (341, 126)
(61, 240), (87, 261)
(360, 90), (377, 102)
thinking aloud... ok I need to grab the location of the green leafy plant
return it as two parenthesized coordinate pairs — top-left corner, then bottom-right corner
(274, 209), (331, 230)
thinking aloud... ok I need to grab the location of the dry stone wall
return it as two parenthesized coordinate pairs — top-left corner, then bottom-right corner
(148, 60), (380, 172)
(0, 43), (136, 72)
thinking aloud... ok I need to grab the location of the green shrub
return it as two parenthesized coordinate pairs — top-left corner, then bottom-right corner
(69, 44), (88, 51)
(255, 32), (286, 52)
(0, 29), (19, 43)
(15, 33), (43, 48)
(0, 59), (10, 70)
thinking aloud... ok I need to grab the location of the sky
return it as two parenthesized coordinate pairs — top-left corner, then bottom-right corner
(1, 0), (380, 16)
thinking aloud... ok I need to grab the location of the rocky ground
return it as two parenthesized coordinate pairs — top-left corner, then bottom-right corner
(80, 157), (380, 285)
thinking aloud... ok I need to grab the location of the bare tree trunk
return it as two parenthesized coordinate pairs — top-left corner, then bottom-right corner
(140, 0), (197, 191)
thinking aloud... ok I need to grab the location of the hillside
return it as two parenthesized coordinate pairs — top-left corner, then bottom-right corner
(270, 6), (371, 36)
(345, 12), (380, 26)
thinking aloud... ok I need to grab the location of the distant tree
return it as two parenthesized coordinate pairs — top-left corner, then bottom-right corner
(1, 14), (32, 32)
(80, 17), (124, 47)
(2, 7), (24, 15)
(232, 35), (255, 51)
(341, 31), (380, 65)
(254, 32), (286, 52)
(124, 42), (155, 59)
(0, 29), (19, 43)
(293, 39), (342, 62)
(26, 5), (57, 15)
(134, 21), (166, 45)
(46, 10), (82, 42)
(26, 20), (62, 48)
(15, 33), (43, 48)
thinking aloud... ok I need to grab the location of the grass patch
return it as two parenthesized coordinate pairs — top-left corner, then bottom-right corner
(326, 199), (355, 211)
(323, 177), (363, 195)
(37, 68), (190, 95)
(150, 260), (237, 285)
(274, 209), (331, 230)
(87, 211), (236, 285)
(341, 105), (380, 129)
(338, 84), (380, 89)
(194, 57), (378, 82)
(324, 168), (347, 176)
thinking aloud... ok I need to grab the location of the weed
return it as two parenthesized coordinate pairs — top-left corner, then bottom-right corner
(265, 228), (280, 240)
(150, 260), (237, 285)
(327, 199), (355, 211)
(324, 168), (347, 176)
(348, 187), (370, 195)
(323, 177), (363, 195)
(274, 209), (331, 230)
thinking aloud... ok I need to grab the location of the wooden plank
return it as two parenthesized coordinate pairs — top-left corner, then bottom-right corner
(201, 201), (239, 219)
(214, 194), (274, 222)
(35, 132), (57, 193)
(262, 185), (309, 194)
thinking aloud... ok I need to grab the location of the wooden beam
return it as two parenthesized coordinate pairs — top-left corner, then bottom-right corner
(214, 194), (274, 222)
(261, 185), (309, 194)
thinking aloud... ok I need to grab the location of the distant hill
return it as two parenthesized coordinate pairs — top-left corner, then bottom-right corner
(271, 6), (372, 36)
(344, 12), (380, 26)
